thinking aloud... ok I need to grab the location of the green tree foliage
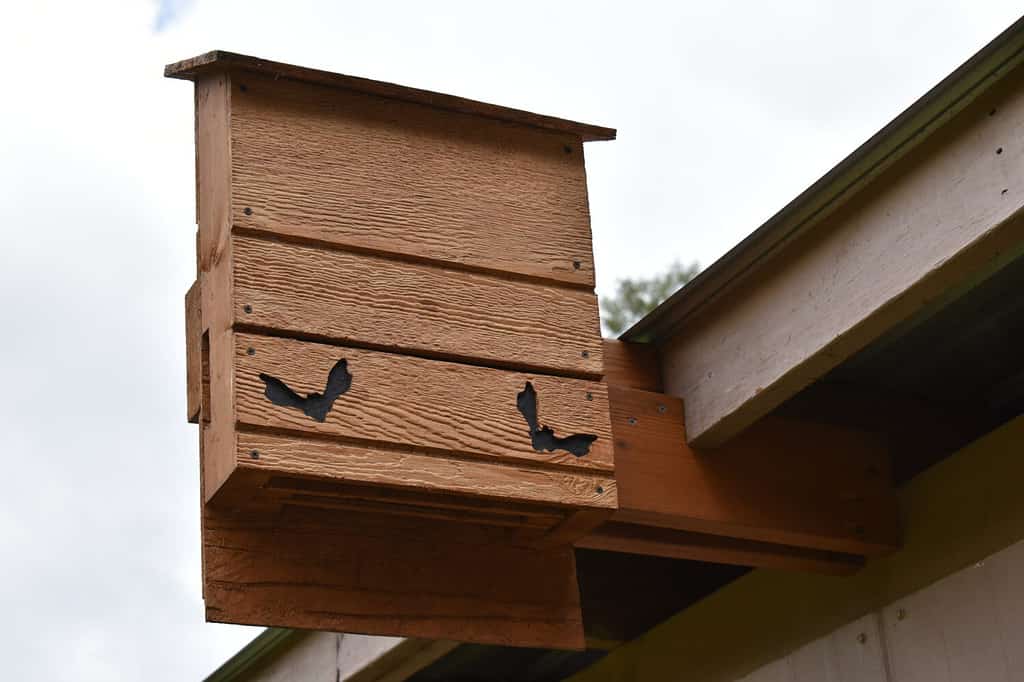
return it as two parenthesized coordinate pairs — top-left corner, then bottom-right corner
(600, 261), (700, 336)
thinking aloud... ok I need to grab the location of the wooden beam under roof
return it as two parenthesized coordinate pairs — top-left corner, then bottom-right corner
(626, 16), (1024, 447)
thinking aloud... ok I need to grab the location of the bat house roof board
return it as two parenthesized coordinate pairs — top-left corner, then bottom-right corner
(165, 50), (617, 142)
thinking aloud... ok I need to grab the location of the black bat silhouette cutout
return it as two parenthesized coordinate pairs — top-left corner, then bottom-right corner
(258, 359), (352, 422)
(516, 381), (598, 457)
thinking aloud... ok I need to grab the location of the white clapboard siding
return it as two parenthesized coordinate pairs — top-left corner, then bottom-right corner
(737, 538), (1024, 682)
(739, 615), (887, 682)
(883, 540), (1024, 682)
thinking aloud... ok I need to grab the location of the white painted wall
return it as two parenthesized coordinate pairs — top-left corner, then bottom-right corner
(737, 539), (1024, 682)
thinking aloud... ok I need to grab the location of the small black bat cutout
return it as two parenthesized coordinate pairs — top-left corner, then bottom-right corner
(516, 381), (598, 457)
(259, 359), (352, 422)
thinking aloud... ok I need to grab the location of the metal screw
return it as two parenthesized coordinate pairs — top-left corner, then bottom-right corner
(249, 450), (260, 459)
(572, 259), (581, 270)
(897, 608), (907, 621)
(246, 347), (255, 356)
(581, 350), (590, 359)
(563, 145), (573, 155)
(244, 207), (253, 215)
(628, 417), (637, 426)
(657, 404), (667, 414)
(997, 147), (1004, 155)
(586, 392), (593, 401)
(596, 485), (604, 494)
(857, 633), (867, 645)
(243, 304), (253, 314)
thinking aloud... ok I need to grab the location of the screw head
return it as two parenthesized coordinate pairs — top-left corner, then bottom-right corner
(243, 304), (253, 314)
(596, 485), (604, 494)
(246, 347), (255, 356)
(586, 392), (593, 401)
(897, 608), (907, 621)
(249, 450), (259, 459)
(581, 350), (590, 359)
(563, 144), (573, 155)
(243, 206), (253, 215)
(657, 404), (667, 414)
(572, 259), (581, 270)
(239, 84), (248, 93)
(628, 417), (637, 426)
(857, 632), (867, 644)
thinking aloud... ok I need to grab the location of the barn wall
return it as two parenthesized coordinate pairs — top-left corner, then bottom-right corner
(568, 415), (1024, 682)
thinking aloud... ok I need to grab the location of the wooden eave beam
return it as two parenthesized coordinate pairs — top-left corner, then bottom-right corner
(650, 47), (1024, 447)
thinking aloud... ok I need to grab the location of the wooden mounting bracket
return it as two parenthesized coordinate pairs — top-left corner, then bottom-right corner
(581, 340), (901, 574)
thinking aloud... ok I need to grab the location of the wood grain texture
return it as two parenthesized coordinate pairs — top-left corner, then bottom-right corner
(231, 235), (603, 377)
(533, 509), (613, 551)
(234, 430), (616, 511)
(202, 504), (586, 649)
(234, 333), (614, 472)
(229, 74), (597, 287)
(576, 522), (863, 575)
(607, 386), (899, 556)
(185, 279), (202, 423)
(165, 51), (616, 142)
(660, 68), (1024, 446)
(195, 73), (238, 501)
(601, 339), (662, 391)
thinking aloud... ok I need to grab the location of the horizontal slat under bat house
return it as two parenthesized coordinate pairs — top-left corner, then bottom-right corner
(170, 51), (618, 649)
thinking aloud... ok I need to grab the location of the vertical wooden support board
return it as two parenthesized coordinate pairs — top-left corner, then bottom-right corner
(169, 52), (617, 647)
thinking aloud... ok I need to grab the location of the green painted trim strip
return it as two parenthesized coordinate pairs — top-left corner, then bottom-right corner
(625, 14), (1024, 343)
(204, 628), (300, 682)
(568, 416), (1024, 682)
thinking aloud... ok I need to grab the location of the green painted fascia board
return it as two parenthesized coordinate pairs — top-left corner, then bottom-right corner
(204, 628), (300, 682)
(625, 14), (1024, 343)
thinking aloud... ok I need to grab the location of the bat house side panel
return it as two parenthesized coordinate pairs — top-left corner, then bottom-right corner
(228, 73), (595, 288)
(196, 73), (238, 501)
(230, 235), (604, 377)
(202, 505), (585, 649)
(234, 430), (617, 511)
(233, 333), (614, 473)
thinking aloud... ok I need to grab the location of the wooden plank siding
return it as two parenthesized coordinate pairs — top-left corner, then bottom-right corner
(233, 430), (616, 512)
(229, 73), (598, 288)
(231, 235), (603, 378)
(234, 333), (614, 472)
(202, 504), (586, 649)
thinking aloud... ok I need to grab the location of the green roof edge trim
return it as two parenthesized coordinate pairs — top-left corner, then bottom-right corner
(624, 13), (1024, 343)
(204, 628), (300, 682)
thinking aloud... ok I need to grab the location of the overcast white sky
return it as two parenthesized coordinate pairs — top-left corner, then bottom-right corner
(0, 1), (1020, 679)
